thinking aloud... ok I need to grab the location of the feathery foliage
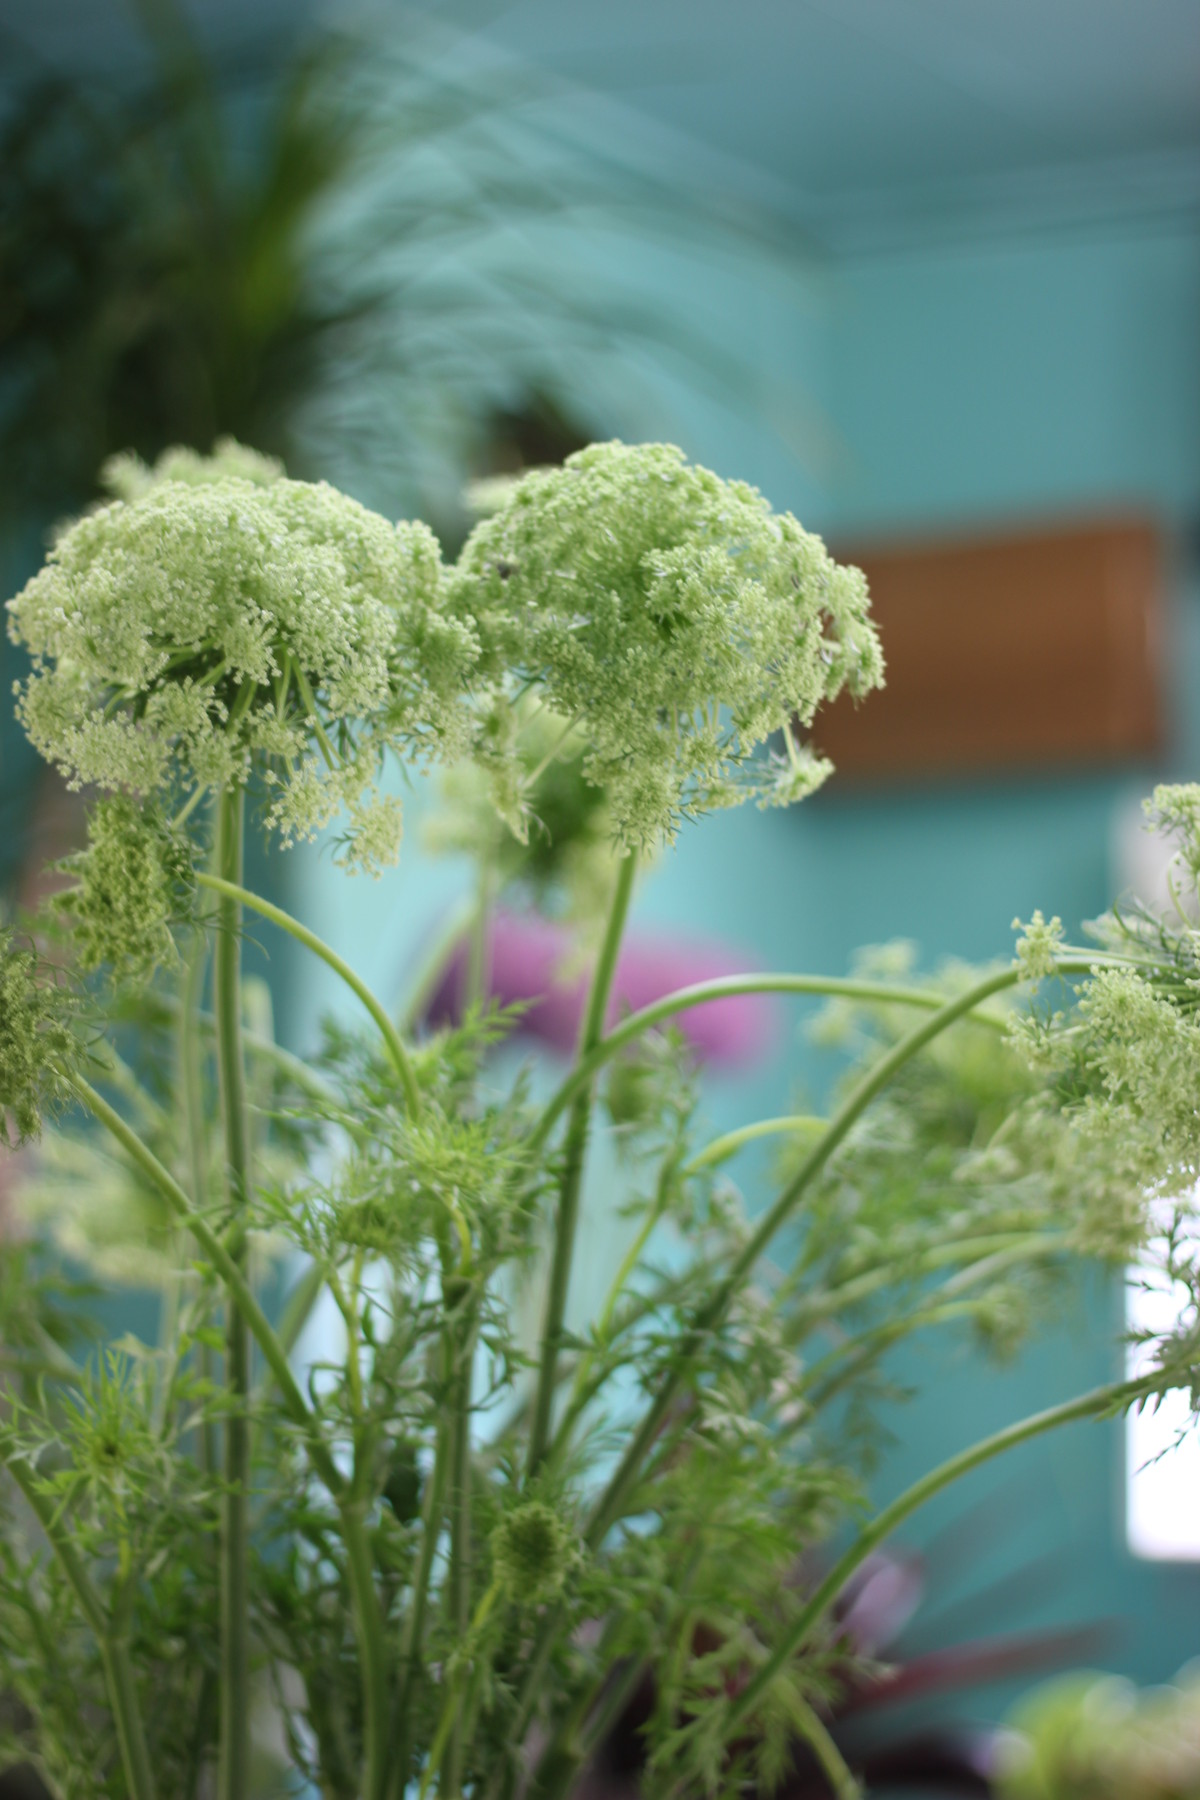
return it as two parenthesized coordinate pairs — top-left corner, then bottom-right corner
(0, 447), (1195, 1800)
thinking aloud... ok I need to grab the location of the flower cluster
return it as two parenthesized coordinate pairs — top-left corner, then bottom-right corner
(489, 1500), (576, 1604)
(8, 444), (478, 873)
(54, 797), (192, 978)
(1012, 909), (1064, 984)
(1145, 781), (1200, 902)
(98, 436), (285, 501)
(0, 934), (78, 1146)
(453, 441), (883, 850)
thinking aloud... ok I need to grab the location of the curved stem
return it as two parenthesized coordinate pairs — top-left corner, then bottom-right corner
(155, 991), (339, 1106)
(777, 1229), (1055, 1342)
(582, 963), (1098, 1550)
(195, 872), (421, 1117)
(724, 1377), (1151, 1736)
(793, 1237), (1070, 1418)
(527, 852), (636, 1477)
(684, 1113), (826, 1174)
(66, 1075), (342, 1497)
(398, 896), (478, 1032)
(549, 1157), (675, 1466)
(214, 791), (251, 1800)
(529, 974), (1011, 1154)
(3, 1456), (157, 1800)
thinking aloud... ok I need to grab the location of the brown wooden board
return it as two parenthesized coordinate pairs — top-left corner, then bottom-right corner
(810, 516), (1165, 782)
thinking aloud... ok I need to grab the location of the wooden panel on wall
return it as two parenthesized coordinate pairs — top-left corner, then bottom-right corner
(812, 516), (1164, 781)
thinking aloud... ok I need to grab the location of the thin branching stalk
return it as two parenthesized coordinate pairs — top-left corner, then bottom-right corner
(538, 1653), (648, 1800)
(214, 788), (251, 1800)
(777, 1229), (1059, 1340)
(421, 1582), (501, 1800)
(342, 1494), (391, 1800)
(723, 1376), (1151, 1735)
(180, 926), (217, 1476)
(443, 1291), (478, 1799)
(684, 1112), (826, 1174)
(196, 872), (422, 1115)
(390, 1358), (455, 1799)
(583, 961), (1097, 1549)
(3, 1456), (157, 1800)
(399, 895), (477, 1031)
(66, 1075), (343, 1496)
(792, 1236), (1070, 1417)
(528, 973), (1011, 1153)
(527, 852), (636, 1475)
(548, 1154), (677, 1466)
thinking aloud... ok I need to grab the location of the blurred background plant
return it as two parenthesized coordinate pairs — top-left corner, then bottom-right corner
(997, 1665), (1200, 1800)
(0, 0), (804, 540)
(0, 0), (810, 899)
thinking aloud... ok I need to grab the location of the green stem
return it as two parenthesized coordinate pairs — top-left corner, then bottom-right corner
(180, 929), (218, 1477)
(527, 852), (636, 1477)
(794, 1237), (1069, 1417)
(195, 872), (421, 1117)
(583, 963), (1096, 1550)
(399, 896), (477, 1032)
(533, 1631), (644, 1800)
(390, 1369), (455, 1798)
(274, 1260), (328, 1362)
(3, 1457), (157, 1800)
(290, 658), (339, 769)
(67, 1075), (342, 1496)
(341, 1497), (390, 1800)
(164, 993), (339, 1106)
(529, 973), (1010, 1154)
(684, 1113), (826, 1174)
(444, 1292), (477, 1799)
(420, 1583), (500, 1800)
(782, 1697), (861, 1800)
(480, 1618), (563, 1800)
(724, 1377), (1151, 1736)
(777, 1229), (1054, 1341)
(214, 790), (251, 1800)
(549, 1157), (675, 1465)
(465, 864), (492, 1015)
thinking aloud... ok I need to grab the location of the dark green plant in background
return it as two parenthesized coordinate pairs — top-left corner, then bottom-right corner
(0, 0), (804, 535)
(0, 0), (809, 894)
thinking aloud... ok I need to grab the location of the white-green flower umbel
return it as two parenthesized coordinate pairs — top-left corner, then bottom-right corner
(7, 445), (479, 872)
(453, 441), (883, 850)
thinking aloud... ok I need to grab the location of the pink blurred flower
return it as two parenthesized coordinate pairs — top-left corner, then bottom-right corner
(422, 908), (776, 1067)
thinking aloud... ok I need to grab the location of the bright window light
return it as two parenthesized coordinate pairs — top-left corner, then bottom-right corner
(1125, 1204), (1200, 1561)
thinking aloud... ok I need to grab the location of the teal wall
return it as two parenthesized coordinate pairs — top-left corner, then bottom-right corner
(292, 212), (1200, 1713)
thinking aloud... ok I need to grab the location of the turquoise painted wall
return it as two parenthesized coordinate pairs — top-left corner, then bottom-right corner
(291, 213), (1200, 1714)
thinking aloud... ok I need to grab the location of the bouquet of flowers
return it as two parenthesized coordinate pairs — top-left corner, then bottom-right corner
(0, 439), (1195, 1800)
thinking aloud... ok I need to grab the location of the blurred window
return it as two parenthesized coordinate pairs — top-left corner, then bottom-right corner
(1126, 1203), (1200, 1560)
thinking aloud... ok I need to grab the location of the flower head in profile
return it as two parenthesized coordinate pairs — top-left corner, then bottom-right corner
(490, 1500), (576, 1604)
(53, 797), (193, 979)
(0, 933), (79, 1147)
(8, 442), (479, 873)
(453, 441), (882, 850)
